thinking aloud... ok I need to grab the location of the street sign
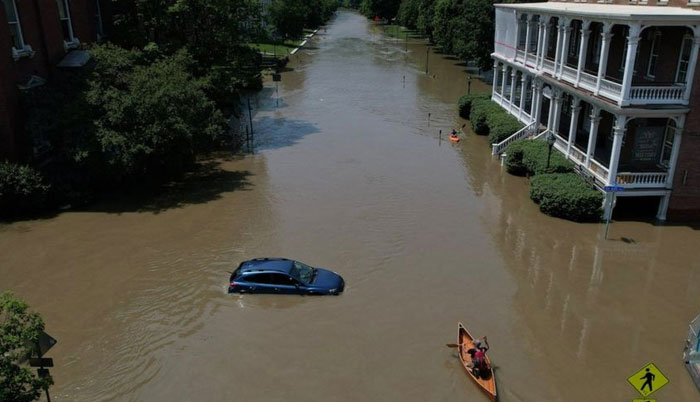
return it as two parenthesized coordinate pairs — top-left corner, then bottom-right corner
(29, 358), (54, 368)
(604, 185), (625, 192)
(37, 331), (57, 357)
(37, 368), (50, 378)
(627, 363), (669, 397)
(633, 399), (655, 402)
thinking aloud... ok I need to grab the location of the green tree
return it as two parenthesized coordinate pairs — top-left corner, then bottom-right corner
(360, 0), (401, 19)
(85, 45), (227, 182)
(416, 0), (435, 40)
(0, 291), (52, 402)
(397, 0), (419, 28)
(268, 0), (309, 39)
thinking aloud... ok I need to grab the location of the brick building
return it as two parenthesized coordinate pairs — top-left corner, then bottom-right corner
(0, 0), (111, 162)
(491, 0), (700, 221)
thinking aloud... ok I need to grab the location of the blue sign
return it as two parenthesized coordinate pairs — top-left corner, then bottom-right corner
(604, 186), (625, 192)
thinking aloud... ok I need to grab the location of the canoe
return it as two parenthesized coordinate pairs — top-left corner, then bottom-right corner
(449, 135), (460, 142)
(458, 322), (497, 401)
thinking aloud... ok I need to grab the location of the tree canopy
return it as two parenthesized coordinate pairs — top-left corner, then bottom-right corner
(0, 291), (52, 402)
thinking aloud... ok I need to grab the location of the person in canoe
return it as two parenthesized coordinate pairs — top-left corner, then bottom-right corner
(449, 129), (459, 142)
(467, 336), (490, 378)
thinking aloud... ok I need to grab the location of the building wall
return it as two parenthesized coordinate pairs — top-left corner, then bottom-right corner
(0, 0), (110, 162)
(669, 52), (700, 220)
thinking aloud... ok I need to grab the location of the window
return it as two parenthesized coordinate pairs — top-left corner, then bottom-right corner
(646, 31), (660, 78)
(56, 0), (78, 48)
(568, 26), (581, 59)
(660, 124), (675, 167)
(3, 0), (25, 51)
(95, 0), (104, 39)
(518, 20), (528, 49)
(676, 36), (693, 83)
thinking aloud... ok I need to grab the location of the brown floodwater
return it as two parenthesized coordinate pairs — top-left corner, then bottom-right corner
(2, 10), (700, 402)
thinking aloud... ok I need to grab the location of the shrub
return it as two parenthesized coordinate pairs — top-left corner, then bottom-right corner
(467, 97), (523, 142)
(0, 162), (50, 218)
(504, 140), (574, 176)
(457, 93), (489, 119)
(488, 114), (522, 145)
(530, 173), (603, 222)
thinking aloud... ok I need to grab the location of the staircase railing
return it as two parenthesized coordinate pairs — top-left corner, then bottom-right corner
(491, 121), (537, 155)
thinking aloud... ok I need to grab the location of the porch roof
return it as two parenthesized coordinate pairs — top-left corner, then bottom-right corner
(496, 2), (700, 22)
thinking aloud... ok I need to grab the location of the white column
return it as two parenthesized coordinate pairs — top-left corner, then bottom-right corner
(501, 66), (508, 99)
(533, 82), (543, 128)
(657, 193), (671, 221)
(619, 25), (641, 106)
(558, 26), (572, 79)
(606, 117), (626, 186)
(492, 61), (499, 98)
(575, 25), (591, 87)
(666, 116), (685, 187)
(552, 92), (563, 135)
(530, 81), (539, 121)
(683, 35), (700, 103)
(539, 19), (551, 69)
(535, 21), (545, 68)
(524, 19), (532, 65)
(594, 26), (613, 96)
(553, 21), (564, 74)
(519, 75), (528, 121)
(509, 71), (517, 108)
(567, 97), (581, 156)
(585, 106), (601, 168)
(546, 95), (555, 132)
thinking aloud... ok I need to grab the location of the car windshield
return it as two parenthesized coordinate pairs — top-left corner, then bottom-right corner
(289, 261), (314, 284)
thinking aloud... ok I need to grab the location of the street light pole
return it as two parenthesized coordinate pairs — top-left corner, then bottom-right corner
(546, 131), (556, 169)
(467, 75), (472, 94)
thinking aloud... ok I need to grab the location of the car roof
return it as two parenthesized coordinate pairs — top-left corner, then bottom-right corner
(237, 258), (294, 275)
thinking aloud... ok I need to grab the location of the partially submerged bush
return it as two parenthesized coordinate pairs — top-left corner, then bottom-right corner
(457, 93), (489, 119)
(467, 97), (523, 143)
(530, 173), (603, 222)
(505, 140), (574, 176)
(0, 162), (50, 218)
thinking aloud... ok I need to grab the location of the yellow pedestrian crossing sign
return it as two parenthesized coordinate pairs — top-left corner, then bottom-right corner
(632, 399), (655, 402)
(627, 363), (669, 397)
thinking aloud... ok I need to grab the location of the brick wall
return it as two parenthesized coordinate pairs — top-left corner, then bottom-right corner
(0, 0), (109, 162)
(669, 54), (700, 220)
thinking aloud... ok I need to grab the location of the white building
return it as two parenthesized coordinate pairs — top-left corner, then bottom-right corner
(491, 2), (700, 221)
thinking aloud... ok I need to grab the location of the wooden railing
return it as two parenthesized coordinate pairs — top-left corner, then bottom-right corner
(491, 121), (537, 155)
(616, 172), (668, 188)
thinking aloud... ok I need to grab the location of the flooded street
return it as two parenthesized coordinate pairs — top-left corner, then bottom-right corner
(3, 10), (700, 401)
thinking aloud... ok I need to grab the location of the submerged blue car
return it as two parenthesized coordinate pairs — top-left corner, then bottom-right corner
(228, 258), (345, 295)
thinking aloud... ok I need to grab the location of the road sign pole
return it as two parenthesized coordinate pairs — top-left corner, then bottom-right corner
(604, 191), (614, 240)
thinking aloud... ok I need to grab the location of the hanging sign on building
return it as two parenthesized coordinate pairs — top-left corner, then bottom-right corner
(631, 126), (663, 164)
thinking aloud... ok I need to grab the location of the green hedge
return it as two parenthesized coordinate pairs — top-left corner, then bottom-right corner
(505, 140), (574, 176)
(0, 162), (50, 218)
(466, 97), (523, 144)
(457, 93), (489, 119)
(530, 173), (603, 222)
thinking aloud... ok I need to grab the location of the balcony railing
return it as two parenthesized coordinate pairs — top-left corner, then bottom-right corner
(616, 172), (668, 188)
(497, 50), (689, 106)
(629, 85), (685, 105)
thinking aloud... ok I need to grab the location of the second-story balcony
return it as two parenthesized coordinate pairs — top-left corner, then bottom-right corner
(496, 3), (700, 107)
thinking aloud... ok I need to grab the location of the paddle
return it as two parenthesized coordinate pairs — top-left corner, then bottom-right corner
(446, 343), (459, 348)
